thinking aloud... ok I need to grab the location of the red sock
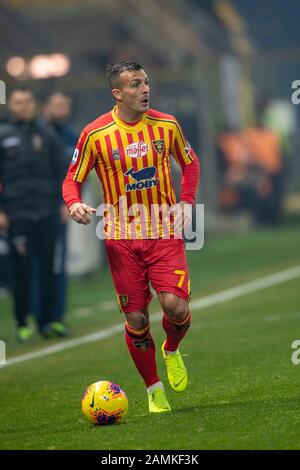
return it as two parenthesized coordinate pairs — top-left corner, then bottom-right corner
(125, 322), (160, 388)
(162, 310), (191, 352)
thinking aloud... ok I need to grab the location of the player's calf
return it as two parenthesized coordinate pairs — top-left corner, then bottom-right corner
(159, 295), (191, 392)
(124, 314), (160, 389)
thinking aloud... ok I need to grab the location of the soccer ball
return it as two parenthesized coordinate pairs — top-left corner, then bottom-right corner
(81, 380), (128, 425)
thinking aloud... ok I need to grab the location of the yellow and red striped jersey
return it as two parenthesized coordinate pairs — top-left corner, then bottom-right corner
(64, 107), (199, 239)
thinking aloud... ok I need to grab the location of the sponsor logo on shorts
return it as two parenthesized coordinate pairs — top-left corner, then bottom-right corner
(124, 166), (158, 191)
(152, 139), (165, 154)
(126, 141), (149, 158)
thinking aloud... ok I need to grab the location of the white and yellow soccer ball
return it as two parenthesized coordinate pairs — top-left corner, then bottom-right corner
(81, 380), (128, 425)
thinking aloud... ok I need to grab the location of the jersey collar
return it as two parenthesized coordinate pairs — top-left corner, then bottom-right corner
(112, 106), (147, 130)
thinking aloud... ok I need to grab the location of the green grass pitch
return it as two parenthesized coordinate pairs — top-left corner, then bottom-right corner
(0, 223), (300, 449)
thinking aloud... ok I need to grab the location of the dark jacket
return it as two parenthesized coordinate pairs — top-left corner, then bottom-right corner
(48, 121), (77, 162)
(0, 117), (68, 221)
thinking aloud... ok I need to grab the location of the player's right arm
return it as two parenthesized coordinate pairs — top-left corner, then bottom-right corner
(62, 128), (96, 225)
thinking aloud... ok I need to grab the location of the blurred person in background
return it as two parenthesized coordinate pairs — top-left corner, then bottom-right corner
(0, 87), (67, 342)
(217, 117), (284, 225)
(0, 193), (10, 298)
(217, 124), (247, 211)
(242, 115), (284, 225)
(30, 92), (77, 337)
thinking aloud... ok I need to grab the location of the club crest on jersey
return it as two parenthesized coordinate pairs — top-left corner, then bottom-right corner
(124, 166), (158, 191)
(71, 148), (79, 164)
(118, 295), (128, 307)
(152, 139), (165, 154)
(126, 141), (149, 158)
(112, 149), (120, 160)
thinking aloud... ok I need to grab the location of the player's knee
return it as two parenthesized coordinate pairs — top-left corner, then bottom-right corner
(161, 293), (188, 321)
(125, 310), (149, 330)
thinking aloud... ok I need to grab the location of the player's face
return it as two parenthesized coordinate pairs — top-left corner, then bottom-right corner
(8, 91), (36, 121)
(115, 69), (150, 114)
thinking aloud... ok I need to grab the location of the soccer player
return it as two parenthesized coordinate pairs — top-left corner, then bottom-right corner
(63, 62), (200, 413)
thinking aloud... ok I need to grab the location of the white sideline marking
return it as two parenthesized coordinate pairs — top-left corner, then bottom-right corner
(4, 264), (300, 367)
(74, 300), (115, 318)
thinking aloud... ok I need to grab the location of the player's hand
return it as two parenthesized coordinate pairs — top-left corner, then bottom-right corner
(68, 202), (97, 225)
(60, 204), (70, 224)
(173, 201), (192, 234)
(0, 211), (9, 232)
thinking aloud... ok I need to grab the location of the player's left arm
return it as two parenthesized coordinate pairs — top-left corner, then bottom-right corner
(170, 120), (200, 231)
(170, 119), (200, 206)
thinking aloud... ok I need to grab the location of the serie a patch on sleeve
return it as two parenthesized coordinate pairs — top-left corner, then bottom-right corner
(71, 148), (79, 165)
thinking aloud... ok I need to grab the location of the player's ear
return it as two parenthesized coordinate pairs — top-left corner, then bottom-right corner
(112, 88), (122, 102)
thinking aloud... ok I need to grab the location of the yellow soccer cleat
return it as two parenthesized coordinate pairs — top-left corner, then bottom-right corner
(148, 387), (171, 413)
(162, 341), (188, 392)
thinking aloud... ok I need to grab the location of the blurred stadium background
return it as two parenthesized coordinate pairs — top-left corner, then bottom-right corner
(0, 0), (300, 450)
(1, 0), (300, 234)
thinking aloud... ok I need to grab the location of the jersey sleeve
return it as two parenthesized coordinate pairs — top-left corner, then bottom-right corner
(70, 129), (95, 183)
(170, 119), (198, 169)
(62, 129), (95, 208)
(170, 119), (200, 205)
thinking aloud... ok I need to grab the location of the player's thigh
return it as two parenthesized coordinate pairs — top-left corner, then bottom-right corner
(147, 239), (191, 303)
(105, 240), (153, 314)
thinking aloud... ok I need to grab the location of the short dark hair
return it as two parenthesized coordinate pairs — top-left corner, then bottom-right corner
(45, 91), (71, 103)
(9, 86), (33, 99)
(105, 61), (143, 89)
